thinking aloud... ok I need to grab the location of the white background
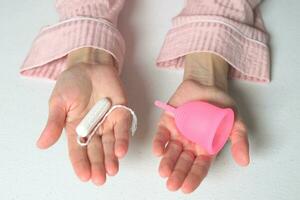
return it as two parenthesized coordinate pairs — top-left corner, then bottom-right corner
(0, 0), (299, 199)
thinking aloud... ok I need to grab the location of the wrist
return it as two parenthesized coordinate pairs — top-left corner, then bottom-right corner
(183, 52), (229, 92)
(66, 47), (116, 71)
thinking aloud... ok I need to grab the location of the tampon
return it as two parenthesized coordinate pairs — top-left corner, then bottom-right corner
(76, 98), (111, 138)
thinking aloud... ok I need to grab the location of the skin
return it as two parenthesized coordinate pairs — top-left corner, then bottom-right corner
(36, 48), (132, 186)
(36, 49), (249, 192)
(152, 52), (250, 193)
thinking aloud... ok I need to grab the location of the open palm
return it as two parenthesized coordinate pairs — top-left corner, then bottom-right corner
(153, 80), (250, 193)
(37, 64), (132, 186)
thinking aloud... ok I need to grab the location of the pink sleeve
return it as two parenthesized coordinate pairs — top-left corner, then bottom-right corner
(157, 0), (270, 83)
(20, 0), (126, 80)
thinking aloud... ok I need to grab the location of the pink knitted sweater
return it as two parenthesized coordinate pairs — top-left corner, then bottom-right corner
(20, 0), (270, 83)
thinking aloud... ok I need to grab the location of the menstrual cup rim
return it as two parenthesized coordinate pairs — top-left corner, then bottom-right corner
(209, 108), (234, 155)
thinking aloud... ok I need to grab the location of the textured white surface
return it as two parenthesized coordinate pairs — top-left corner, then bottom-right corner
(76, 98), (111, 138)
(0, 0), (300, 199)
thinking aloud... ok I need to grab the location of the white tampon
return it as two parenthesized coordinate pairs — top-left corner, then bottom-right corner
(76, 98), (111, 138)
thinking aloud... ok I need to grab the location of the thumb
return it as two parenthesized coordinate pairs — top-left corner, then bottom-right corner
(37, 97), (66, 149)
(230, 119), (250, 166)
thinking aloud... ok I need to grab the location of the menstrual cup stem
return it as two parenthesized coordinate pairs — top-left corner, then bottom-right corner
(154, 101), (176, 116)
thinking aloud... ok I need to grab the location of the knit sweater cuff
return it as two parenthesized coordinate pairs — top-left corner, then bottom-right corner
(20, 17), (125, 80)
(157, 15), (271, 83)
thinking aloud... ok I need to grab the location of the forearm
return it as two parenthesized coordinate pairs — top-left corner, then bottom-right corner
(66, 47), (116, 70)
(59, 0), (125, 70)
(21, 1), (126, 80)
(184, 53), (229, 92)
(157, 0), (270, 83)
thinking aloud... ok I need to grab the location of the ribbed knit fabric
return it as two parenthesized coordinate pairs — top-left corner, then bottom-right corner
(157, 0), (270, 82)
(20, 0), (270, 83)
(20, 0), (125, 80)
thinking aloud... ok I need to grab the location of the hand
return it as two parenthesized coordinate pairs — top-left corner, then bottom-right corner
(152, 53), (250, 193)
(36, 49), (132, 186)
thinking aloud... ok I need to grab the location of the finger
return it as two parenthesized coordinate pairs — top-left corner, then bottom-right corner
(230, 119), (250, 166)
(87, 135), (106, 186)
(102, 127), (118, 176)
(114, 114), (131, 158)
(66, 125), (91, 182)
(37, 98), (66, 149)
(181, 155), (213, 194)
(153, 127), (170, 157)
(159, 141), (183, 178)
(166, 151), (195, 191)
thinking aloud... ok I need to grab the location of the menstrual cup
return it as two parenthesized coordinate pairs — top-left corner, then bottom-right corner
(155, 100), (235, 155)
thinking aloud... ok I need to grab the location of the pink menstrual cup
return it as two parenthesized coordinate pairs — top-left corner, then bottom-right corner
(155, 100), (235, 155)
